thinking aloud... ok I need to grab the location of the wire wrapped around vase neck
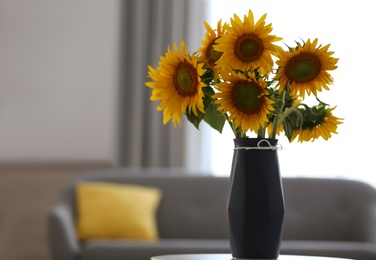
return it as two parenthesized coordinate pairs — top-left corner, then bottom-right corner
(233, 139), (282, 151)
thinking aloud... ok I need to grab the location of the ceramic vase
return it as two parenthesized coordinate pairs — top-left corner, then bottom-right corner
(227, 138), (285, 259)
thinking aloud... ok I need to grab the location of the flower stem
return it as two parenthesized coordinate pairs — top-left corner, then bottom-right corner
(222, 113), (244, 138)
(270, 115), (280, 139)
(257, 126), (266, 138)
(270, 90), (287, 138)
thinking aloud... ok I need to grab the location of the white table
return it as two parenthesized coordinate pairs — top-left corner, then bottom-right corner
(151, 254), (353, 260)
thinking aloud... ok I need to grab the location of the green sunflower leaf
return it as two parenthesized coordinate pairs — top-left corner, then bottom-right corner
(201, 85), (226, 133)
(202, 85), (215, 97)
(186, 85), (225, 132)
(283, 109), (304, 141)
(185, 86), (214, 130)
(282, 118), (294, 141)
(203, 101), (226, 133)
(186, 110), (204, 130)
(201, 68), (215, 85)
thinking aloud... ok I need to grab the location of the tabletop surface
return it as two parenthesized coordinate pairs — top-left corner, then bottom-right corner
(151, 254), (353, 260)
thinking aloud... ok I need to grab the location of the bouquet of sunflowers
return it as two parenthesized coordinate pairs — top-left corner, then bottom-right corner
(146, 9), (343, 142)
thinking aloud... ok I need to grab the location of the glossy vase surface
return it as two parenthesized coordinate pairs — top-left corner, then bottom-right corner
(227, 138), (285, 259)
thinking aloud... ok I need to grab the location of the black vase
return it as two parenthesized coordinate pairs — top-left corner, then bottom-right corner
(227, 138), (285, 259)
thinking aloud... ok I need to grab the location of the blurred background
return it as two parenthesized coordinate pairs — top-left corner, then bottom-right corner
(0, 0), (375, 259)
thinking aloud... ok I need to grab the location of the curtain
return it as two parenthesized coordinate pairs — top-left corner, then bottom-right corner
(118, 0), (208, 168)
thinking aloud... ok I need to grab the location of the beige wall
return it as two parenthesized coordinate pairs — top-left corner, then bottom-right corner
(0, 1), (121, 257)
(0, 162), (112, 260)
(0, 0), (121, 165)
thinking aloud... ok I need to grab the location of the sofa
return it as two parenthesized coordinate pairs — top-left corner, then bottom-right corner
(47, 167), (376, 260)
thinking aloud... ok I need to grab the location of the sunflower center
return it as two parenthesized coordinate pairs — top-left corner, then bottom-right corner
(285, 52), (322, 83)
(234, 34), (264, 62)
(173, 62), (198, 96)
(232, 81), (262, 113)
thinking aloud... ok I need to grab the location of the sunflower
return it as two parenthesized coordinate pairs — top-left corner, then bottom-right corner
(290, 106), (343, 142)
(214, 9), (282, 74)
(213, 69), (275, 134)
(146, 41), (206, 127)
(275, 38), (339, 98)
(197, 20), (225, 70)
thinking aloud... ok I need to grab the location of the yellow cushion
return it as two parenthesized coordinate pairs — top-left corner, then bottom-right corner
(75, 182), (162, 241)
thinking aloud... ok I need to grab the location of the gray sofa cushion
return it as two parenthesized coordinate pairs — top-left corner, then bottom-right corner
(282, 178), (376, 242)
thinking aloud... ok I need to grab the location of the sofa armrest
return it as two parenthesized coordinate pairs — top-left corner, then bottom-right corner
(47, 205), (81, 260)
